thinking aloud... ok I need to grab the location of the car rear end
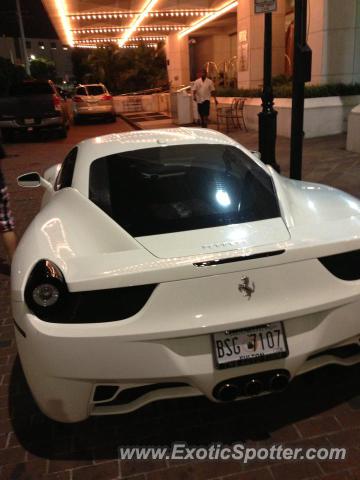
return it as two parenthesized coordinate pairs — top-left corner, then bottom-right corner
(72, 84), (115, 122)
(0, 80), (68, 139)
(12, 136), (360, 423)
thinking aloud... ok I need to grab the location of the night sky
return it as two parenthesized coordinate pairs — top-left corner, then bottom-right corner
(0, 0), (58, 39)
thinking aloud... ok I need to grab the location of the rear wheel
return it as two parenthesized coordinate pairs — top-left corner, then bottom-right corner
(58, 124), (68, 139)
(1, 129), (13, 143)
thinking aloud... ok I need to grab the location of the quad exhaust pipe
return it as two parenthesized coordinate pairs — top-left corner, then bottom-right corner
(215, 383), (240, 402)
(269, 372), (290, 392)
(213, 370), (290, 402)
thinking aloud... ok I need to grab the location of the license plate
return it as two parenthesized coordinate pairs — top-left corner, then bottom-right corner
(212, 322), (288, 369)
(24, 118), (35, 125)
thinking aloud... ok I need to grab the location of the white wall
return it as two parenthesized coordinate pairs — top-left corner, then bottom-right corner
(210, 95), (360, 138)
(166, 33), (190, 89)
(308, 0), (360, 84)
(237, 0), (286, 88)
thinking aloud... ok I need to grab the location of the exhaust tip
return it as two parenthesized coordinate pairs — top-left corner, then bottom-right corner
(269, 372), (290, 392)
(214, 383), (240, 402)
(244, 379), (263, 397)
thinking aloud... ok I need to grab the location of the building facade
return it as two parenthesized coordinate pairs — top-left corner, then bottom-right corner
(39, 0), (360, 89)
(166, 0), (360, 88)
(0, 36), (73, 81)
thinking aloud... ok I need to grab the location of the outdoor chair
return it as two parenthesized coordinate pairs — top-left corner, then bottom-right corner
(216, 98), (247, 132)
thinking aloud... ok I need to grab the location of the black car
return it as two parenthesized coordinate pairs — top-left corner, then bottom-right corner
(0, 79), (70, 140)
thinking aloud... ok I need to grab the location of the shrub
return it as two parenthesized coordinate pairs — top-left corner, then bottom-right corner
(0, 57), (27, 96)
(216, 82), (360, 98)
(30, 57), (56, 81)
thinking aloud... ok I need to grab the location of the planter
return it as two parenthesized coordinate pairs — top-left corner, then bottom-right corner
(210, 95), (360, 138)
(114, 92), (360, 139)
(113, 93), (171, 114)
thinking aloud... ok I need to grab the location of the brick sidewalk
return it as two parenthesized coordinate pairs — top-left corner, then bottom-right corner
(0, 123), (360, 480)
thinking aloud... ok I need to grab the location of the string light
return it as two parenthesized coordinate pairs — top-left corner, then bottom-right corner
(74, 42), (158, 49)
(68, 10), (213, 20)
(118, 0), (159, 47)
(72, 25), (184, 34)
(178, 1), (238, 37)
(74, 37), (165, 44)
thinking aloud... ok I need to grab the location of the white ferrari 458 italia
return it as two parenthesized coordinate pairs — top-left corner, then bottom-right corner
(11, 128), (360, 423)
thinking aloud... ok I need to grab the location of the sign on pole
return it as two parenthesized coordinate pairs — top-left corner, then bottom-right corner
(254, 0), (277, 13)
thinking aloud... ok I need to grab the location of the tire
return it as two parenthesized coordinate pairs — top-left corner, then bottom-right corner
(1, 129), (13, 143)
(58, 124), (68, 139)
(109, 114), (117, 123)
(73, 115), (80, 125)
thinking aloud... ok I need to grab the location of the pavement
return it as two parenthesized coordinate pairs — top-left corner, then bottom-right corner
(0, 118), (360, 480)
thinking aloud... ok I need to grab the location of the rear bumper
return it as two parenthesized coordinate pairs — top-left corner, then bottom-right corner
(0, 117), (64, 129)
(13, 296), (360, 423)
(73, 105), (114, 116)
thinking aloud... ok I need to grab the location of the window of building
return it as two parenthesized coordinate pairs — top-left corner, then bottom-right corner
(38, 41), (45, 50)
(51, 42), (57, 50)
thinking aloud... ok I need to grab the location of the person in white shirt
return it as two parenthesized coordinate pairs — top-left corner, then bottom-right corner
(192, 69), (218, 128)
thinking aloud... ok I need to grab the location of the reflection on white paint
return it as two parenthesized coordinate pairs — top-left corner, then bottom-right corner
(41, 218), (75, 266)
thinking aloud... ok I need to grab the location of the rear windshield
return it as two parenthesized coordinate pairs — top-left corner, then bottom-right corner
(89, 144), (280, 237)
(9, 82), (54, 96)
(76, 87), (87, 95)
(86, 85), (105, 96)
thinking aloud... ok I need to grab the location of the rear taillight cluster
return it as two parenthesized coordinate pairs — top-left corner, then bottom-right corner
(25, 260), (157, 323)
(102, 94), (112, 101)
(319, 249), (360, 281)
(72, 96), (83, 103)
(52, 94), (62, 111)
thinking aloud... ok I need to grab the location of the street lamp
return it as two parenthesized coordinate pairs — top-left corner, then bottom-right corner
(290, 0), (312, 180)
(258, 11), (281, 172)
(15, 0), (30, 75)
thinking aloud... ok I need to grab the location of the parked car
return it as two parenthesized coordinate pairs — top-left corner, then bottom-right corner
(12, 128), (360, 422)
(72, 83), (116, 123)
(0, 79), (70, 140)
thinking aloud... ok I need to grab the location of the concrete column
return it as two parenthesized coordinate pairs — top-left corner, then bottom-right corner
(166, 33), (190, 88)
(237, 0), (286, 88)
(308, 0), (360, 84)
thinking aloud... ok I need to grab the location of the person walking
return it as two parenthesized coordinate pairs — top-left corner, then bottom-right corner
(193, 69), (218, 128)
(0, 141), (17, 263)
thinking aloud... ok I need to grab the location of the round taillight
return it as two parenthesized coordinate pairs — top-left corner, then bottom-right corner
(24, 260), (68, 320)
(32, 283), (60, 307)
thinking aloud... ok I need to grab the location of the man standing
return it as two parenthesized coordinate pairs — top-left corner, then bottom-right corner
(193, 69), (218, 128)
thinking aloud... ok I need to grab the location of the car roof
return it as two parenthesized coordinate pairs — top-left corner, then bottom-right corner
(76, 127), (239, 162)
(77, 83), (105, 88)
